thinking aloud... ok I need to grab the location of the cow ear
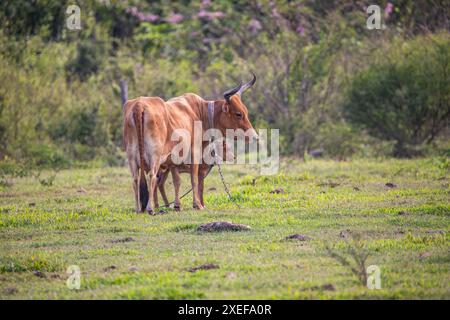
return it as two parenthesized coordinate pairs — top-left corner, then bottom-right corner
(222, 103), (229, 113)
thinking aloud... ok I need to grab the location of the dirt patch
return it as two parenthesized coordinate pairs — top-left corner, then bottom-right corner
(426, 230), (445, 235)
(197, 221), (251, 232)
(310, 284), (336, 291)
(419, 252), (431, 260)
(188, 263), (220, 273)
(33, 270), (46, 278)
(270, 188), (285, 194)
(385, 182), (397, 188)
(109, 237), (135, 243)
(398, 211), (410, 216)
(285, 234), (310, 241)
(339, 229), (352, 238)
(0, 207), (11, 214)
(318, 182), (340, 188)
(0, 193), (15, 198)
(3, 287), (18, 295)
(103, 265), (117, 272)
(77, 187), (87, 193)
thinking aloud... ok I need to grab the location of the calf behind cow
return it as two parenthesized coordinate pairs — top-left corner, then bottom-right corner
(155, 140), (234, 211)
(123, 73), (257, 214)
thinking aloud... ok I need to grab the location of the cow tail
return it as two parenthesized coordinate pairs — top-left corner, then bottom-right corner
(133, 104), (149, 211)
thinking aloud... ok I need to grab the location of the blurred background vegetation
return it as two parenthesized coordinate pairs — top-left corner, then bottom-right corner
(0, 0), (448, 175)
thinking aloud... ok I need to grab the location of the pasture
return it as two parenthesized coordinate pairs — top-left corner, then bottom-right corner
(0, 158), (449, 299)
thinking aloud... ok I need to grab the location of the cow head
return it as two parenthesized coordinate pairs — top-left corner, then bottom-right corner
(216, 72), (258, 142)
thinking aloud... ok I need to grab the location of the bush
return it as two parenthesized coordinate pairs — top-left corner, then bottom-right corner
(0, 157), (30, 186)
(23, 144), (70, 170)
(344, 34), (450, 157)
(66, 40), (109, 81)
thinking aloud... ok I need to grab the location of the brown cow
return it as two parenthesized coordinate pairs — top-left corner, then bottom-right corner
(123, 74), (257, 214)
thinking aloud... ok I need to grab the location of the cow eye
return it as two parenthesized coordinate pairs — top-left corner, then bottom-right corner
(235, 112), (243, 119)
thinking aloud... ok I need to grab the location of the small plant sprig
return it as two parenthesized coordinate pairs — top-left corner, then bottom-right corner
(324, 233), (370, 286)
(33, 169), (58, 187)
(0, 156), (62, 188)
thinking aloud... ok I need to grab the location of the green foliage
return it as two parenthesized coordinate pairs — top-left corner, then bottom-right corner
(24, 144), (70, 170)
(0, 157), (30, 187)
(50, 107), (107, 147)
(66, 40), (109, 81)
(0, 1), (449, 166)
(344, 34), (450, 156)
(0, 0), (68, 40)
(0, 254), (63, 273)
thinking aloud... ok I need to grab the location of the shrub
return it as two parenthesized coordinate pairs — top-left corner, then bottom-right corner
(66, 40), (109, 81)
(23, 144), (70, 170)
(344, 34), (450, 157)
(0, 157), (30, 186)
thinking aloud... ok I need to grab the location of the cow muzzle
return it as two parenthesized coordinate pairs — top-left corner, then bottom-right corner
(248, 129), (259, 143)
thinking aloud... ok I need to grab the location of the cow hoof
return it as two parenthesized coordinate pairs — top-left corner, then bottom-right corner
(174, 205), (181, 212)
(193, 204), (204, 210)
(158, 209), (167, 215)
(147, 209), (154, 215)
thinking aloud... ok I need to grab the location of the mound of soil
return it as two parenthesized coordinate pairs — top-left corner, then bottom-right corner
(109, 237), (135, 243)
(188, 263), (220, 273)
(270, 188), (285, 194)
(285, 234), (310, 241)
(197, 221), (251, 232)
(385, 182), (397, 188)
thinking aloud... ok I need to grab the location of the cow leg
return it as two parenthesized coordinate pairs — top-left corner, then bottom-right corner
(171, 167), (181, 211)
(158, 170), (170, 207)
(145, 158), (160, 215)
(153, 175), (160, 210)
(127, 156), (141, 213)
(190, 164), (204, 210)
(199, 171), (205, 208)
(155, 171), (169, 214)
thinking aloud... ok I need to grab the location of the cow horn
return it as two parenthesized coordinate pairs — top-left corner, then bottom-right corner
(223, 81), (243, 101)
(237, 71), (256, 95)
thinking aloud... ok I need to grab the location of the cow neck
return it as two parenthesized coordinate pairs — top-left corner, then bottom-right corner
(207, 101), (215, 129)
(203, 99), (223, 161)
(201, 99), (220, 131)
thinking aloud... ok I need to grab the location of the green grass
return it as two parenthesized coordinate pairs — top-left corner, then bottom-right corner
(0, 158), (449, 299)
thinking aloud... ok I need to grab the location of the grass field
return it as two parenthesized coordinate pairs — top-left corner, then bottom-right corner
(0, 158), (449, 299)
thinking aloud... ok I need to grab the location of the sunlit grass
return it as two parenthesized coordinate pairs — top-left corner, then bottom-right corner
(0, 158), (448, 299)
